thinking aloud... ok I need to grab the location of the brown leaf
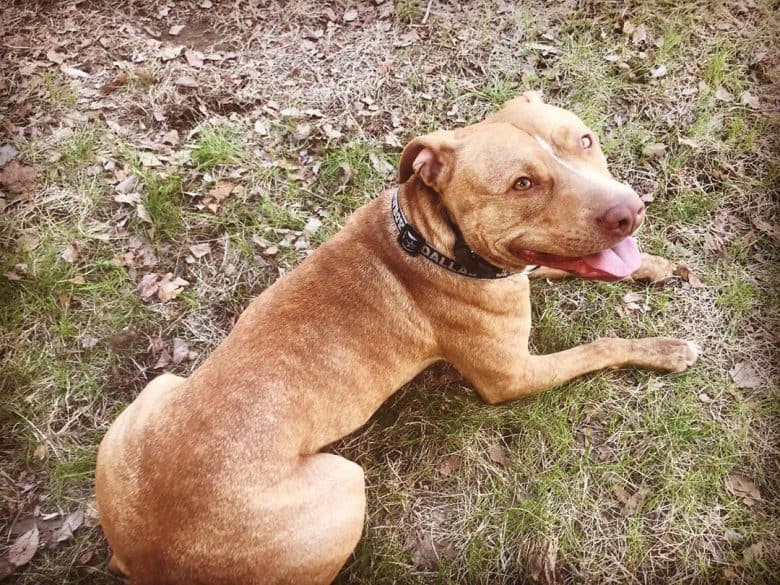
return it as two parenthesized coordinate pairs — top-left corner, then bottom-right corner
(172, 338), (190, 364)
(33, 443), (47, 459)
(488, 444), (510, 466)
(185, 49), (204, 68)
(293, 123), (312, 140)
(61, 243), (79, 263)
(189, 243), (211, 258)
(438, 454), (462, 476)
(52, 509), (83, 544)
(530, 539), (558, 584)
(154, 348), (172, 369)
(714, 87), (734, 102)
(159, 45), (183, 61)
(8, 527), (39, 567)
(138, 273), (160, 300)
(46, 48), (66, 64)
(725, 472), (761, 506)
(81, 335), (99, 349)
(0, 160), (36, 193)
(729, 362), (762, 389)
(642, 142), (667, 158)
(201, 180), (239, 212)
(175, 75), (199, 88)
(168, 24), (185, 36)
(109, 329), (136, 351)
(698, 392), (713, 404)
(157, 273), (189, 301)
(631, 24), (648, 46)
(750, 216), (780, 245)
(741, 542), (764, 564)
(343, 8), (358, 22)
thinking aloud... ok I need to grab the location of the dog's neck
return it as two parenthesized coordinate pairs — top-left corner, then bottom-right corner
(397, 180), (459, 258)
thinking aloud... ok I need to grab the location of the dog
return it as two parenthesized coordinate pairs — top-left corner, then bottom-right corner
(95, 92), (698, 585)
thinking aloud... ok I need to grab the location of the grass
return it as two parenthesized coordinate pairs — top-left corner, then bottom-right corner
(0, 0), (778, 583)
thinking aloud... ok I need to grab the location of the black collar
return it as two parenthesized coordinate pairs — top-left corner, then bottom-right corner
(391, 189), (534, 280)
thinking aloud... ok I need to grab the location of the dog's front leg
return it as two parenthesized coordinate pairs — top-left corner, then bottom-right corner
(465, 337), (699, 405)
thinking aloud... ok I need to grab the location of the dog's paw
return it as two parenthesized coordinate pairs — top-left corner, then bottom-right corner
(648, 338), (700, 372)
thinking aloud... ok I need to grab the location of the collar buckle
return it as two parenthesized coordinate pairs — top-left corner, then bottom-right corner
(398, 224), (423, 256)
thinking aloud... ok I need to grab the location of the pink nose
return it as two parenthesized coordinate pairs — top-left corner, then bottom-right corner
(598, 200), (645, 237)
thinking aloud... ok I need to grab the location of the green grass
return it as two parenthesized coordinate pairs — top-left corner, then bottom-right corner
(192, 125), (246, 169)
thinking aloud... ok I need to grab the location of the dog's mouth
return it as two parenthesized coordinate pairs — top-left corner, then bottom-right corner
(512, 236), (642, 281)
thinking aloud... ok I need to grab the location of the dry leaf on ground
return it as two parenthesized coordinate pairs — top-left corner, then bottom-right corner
(52, 509), (84, 544)
(157, 273), (189, 301)
(729, 362), (762, 389)
(725, 472), (761, 506)
(488, 444), (510, 466)
(530, 538), (558, 585)
(189, 243), (211, 258)
(172, 338), (194, 364)
(0, 160), (36, 193)
(61, 243), (79, 263)
(642, 143), (667, 158)
(201, 180), (242, 212)
(438, 454), (462, 476)
(741, 542), (764, 564)
(8, 527), (39, 567)
(138, 273), (160, 300)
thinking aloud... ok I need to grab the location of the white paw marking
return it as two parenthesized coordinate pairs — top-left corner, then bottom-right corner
(684, 341), (700, 365)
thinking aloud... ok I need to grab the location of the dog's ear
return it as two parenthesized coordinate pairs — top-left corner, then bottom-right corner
(398, 130), (456, 189)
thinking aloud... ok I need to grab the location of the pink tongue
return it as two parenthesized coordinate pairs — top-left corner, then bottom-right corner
(581, 237), (641, 278)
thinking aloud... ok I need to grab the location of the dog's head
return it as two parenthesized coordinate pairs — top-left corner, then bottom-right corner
(399, 91), (644, 280)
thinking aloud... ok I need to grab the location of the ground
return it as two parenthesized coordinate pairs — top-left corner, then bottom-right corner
(0, 0), (778, 583)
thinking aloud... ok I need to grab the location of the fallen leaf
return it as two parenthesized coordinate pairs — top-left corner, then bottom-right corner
(60, 64), (90, 78)
(751, 216), (780, 244)
(168, 24), (185, 36)
(201, 180), (240, 212)
(188, 243), (211, 258)
(161, 129), (180, 146)
(741, 542), (764, 564)
(33, 443), (47, 459)
(154, 349), (172, 369)
(185, 49), (204, 68)
(172, 338), (190, 364)
(81, 336), (99, 349)
(529, 538), (558, 584)
(303, 217), (322, 235)
(110, 329), (137, 350)
(438, 454), (461, 476)
(46, 48), (66, 64)
(725, 472), (761, 506)
(650, 64), (668, 78)
(159, 45), (183, 61)
(343, 8), (358, 22)
(53, 509), (83, 544)
(698, 392), (713, 404)
(8, 527), (39, 567)
(739, 91), (759, 108)
(4, 270), (22, 280)
(157, 273), (189, 301)
(175, 75), (199, 88)
(488, 444), (510, 466)
(254, 119), (268, 135)
(115, 174), (139, 194)
(0, 160), (36, 193)
(714, 87), (733, 102)
(138, 273), (160, 300)
(0, 143), (18, 167)
(631, 24), (648, 46)
(729, 362), (762, 389)
(61, 243), (79, 263)
(679, 137), (700, 149)
(642, 142), (667, 158)
(293, 123), (312, 140)
(136, 203), (152, 223)
(138, 152), (162, 167)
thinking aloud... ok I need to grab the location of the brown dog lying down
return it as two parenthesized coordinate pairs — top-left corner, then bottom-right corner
(96, 92), (698, 585)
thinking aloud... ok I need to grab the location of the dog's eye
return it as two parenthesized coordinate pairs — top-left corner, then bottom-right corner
(514, 177), (533, 191)
(581, 134), (593, 149)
